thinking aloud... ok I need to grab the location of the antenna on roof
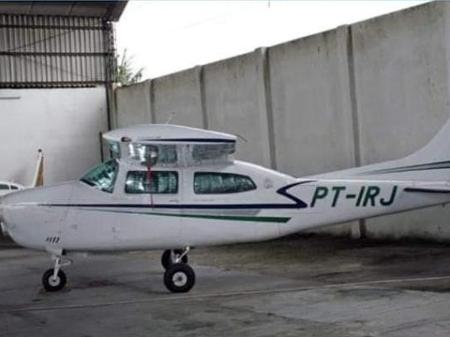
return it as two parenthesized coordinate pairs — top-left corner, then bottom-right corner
(165, 112), (175, 124)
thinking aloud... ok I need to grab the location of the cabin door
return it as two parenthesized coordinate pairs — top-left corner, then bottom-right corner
(114, 169), (182, 249)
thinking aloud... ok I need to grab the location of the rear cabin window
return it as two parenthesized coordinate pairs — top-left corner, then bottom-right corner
(125, 171), (178, 194)
(0, 184), (8, 190)
(194, 172), (256, 194)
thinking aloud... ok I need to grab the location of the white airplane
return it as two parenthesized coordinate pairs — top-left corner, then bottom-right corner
(1, 120), (450, 293)
(0, 182), (23, 197)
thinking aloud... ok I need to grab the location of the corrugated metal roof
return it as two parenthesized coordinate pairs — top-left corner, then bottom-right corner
(0, 1), (127, 21)
(0, 14), (116, 88)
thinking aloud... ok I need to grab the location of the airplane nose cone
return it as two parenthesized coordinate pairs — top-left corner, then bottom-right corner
(0, 182), (75, 249)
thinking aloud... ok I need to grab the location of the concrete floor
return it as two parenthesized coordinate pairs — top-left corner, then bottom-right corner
(1, 235), (450, 337)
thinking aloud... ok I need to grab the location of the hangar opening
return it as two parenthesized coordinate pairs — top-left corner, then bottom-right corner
(0, 1), (128, 240)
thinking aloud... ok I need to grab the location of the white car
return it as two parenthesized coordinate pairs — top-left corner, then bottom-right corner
(0, 181), (24, 197)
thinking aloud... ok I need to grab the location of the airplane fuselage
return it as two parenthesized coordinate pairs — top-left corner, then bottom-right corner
(2, 159), (449, 254)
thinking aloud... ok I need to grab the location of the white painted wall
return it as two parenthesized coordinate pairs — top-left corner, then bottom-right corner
(0, 87), (108, 186)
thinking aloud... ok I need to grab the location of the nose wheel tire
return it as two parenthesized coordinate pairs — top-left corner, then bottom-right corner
(161, 249), (188, 270)
(42, 268), (67, 292)
(164, 263), (195, 293)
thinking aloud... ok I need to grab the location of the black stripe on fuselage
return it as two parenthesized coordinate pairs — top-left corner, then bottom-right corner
(276, 180), (314, 207)
(38, 203), (305, 209)
(404, 187), (450, 194)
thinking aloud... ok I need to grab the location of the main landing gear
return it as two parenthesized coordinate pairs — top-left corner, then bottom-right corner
(161, 247), (196, 293)
(42, 255), (72, 292)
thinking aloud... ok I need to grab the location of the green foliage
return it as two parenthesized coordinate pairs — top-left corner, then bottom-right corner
(116, 49), (144, 86)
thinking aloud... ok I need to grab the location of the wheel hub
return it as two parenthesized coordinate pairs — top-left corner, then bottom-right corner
(172, 271), (187, 287)
(49, 276), (60, 287)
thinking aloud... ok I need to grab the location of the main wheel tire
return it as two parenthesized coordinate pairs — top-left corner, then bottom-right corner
(42, 268), (67, 292)
(164, 263), (195, 293)
(161, 249), (188, 270)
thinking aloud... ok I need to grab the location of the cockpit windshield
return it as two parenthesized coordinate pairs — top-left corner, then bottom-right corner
(80, 159), (119, 193)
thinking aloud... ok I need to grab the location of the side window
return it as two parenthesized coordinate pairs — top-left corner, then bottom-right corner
(10, 185), (18, 190)
(194, 172), (256, 194)
(126, 171), (178, 194)
(0, 184), (8, 190)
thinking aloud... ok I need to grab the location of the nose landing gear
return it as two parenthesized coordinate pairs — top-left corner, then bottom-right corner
(162, 247), (195, 293)
(42, 255), (71, 292)
(164, 263), (196, 293)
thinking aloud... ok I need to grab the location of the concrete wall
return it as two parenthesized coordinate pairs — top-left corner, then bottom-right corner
(115, 80), (152, 127)
(153, 69), (204, 127)
(0, 87), (108, 185)
(203, 52), (272, 167)
(268, 27), (356, 177)
(114, 1), (450, 241)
